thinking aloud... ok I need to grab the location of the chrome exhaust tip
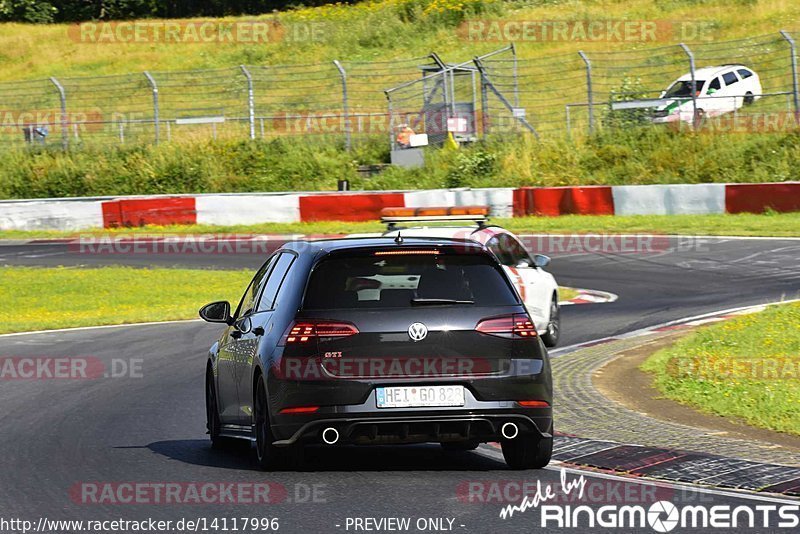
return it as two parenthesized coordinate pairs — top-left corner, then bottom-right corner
(501, 422), (519, 440)
(322, 427), (340, 445)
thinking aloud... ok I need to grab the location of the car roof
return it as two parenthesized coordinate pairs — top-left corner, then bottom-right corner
(676, 65), (751, 81)
(381, 225), (506, 244)
(281, 235), (488, 255)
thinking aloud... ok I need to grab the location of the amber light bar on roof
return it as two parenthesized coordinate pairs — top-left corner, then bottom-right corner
(380, 206), (489, 223)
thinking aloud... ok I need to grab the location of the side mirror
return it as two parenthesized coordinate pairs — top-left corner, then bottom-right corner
(199, 301), (232, 324)
(532, 254), (551, 268)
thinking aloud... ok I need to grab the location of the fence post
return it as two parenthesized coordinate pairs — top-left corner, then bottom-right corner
(511, 42), (520, 108)
(49, 77), (68, 150)
(240, 65), (256, 140)
(780, 30), (800, 125)
(384, 90), (395, 151)
(565, 105), (571, 138)
(678, 43), (698, 129)
(480, 71), (490, 137)
(143, 71), (160, 145)
(333, 60), (351, 151)
(578, 51), (593, 134)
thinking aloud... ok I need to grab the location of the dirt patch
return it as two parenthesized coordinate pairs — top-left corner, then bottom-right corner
(594, 333), (800, 453)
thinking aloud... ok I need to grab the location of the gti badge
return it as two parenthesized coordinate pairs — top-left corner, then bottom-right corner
(408, 322), (428, 342)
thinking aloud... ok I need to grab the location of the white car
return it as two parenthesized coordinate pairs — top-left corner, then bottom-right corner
(370, 207), (562, 347)
(652, 65), (762, 123)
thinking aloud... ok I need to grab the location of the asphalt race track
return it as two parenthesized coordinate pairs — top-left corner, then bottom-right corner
(1, 235), (799, 533)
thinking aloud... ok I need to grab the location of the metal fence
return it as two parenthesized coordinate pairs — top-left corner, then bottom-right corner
(0, 30), (798, 152)
(384, 46), (538, 151)
(0, 55), (435, 151)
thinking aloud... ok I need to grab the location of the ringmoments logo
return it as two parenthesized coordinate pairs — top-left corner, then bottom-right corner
(497, 469), (800, 531)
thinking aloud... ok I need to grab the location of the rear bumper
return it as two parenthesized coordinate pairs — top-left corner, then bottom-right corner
(270, 389), (552, 446)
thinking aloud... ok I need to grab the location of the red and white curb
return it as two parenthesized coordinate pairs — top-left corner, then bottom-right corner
(1, 181), (798, 231)
(559, 287), (618, 306)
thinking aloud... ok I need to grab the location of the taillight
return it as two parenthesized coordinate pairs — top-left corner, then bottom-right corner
(279, 406), (320, 415)
(280, 320), (359, 345)
(476, 313), (537, 338)
(517, 400), (550, 408)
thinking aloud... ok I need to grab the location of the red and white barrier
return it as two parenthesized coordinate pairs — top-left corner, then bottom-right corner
(611, 183), (726, 216)
(405, 188), (515, 218)
(513, 186), (614, 217)
(299, 192), (405, 222)
(0, 199), (104, 231)
(196, 194), (300, 225)
(0, 182), (796, 231)
(725, 183), (800, 214)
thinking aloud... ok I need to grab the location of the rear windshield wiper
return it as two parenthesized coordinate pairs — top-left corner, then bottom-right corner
(410, 298), (475, 306)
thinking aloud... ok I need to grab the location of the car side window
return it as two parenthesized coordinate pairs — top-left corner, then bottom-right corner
(234, 256), (276, 319)
(708, 77), (722, 92)
(722, 71), (739, 86)
(486, 236), (512, 266)
(256, 253), (296, 312)
(737, 69), (753, 80)
(501, 234), (531, 267)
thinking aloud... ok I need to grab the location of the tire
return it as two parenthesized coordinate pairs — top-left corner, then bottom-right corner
(540, 296), (560, 348)
(254, 376), (279, 469)
(501, 434), (553, 470)
(441, 440), (480, 452)
(206, 371), (228, 450)
(744, 92), (754, 106)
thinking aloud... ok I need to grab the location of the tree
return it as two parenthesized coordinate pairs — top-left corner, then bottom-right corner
(0, 0), (57, 23)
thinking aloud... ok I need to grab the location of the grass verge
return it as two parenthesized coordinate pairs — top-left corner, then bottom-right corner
(1, 131), (798, 200)
(641, 302), (800, 436)
(1, 213), (798, 240)
(0, 266), (252, 334)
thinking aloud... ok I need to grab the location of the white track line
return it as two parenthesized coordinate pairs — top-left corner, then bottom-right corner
(474, 446), (800, 504)
(548, 298), (800, 356)
(0, 318), (203, 338)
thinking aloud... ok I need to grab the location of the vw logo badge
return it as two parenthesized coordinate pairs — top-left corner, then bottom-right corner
(407, 322), (428, 342)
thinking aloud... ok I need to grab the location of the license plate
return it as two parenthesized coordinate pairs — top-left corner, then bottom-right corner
(376, 385), (464, 408)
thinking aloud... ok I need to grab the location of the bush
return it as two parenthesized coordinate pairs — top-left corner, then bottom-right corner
(0, 0), (56, 23)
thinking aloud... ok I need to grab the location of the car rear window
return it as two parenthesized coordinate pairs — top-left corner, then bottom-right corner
(303, 249), (519, 309)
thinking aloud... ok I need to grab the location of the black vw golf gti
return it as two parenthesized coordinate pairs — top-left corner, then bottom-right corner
(200, 237), (553, 470)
